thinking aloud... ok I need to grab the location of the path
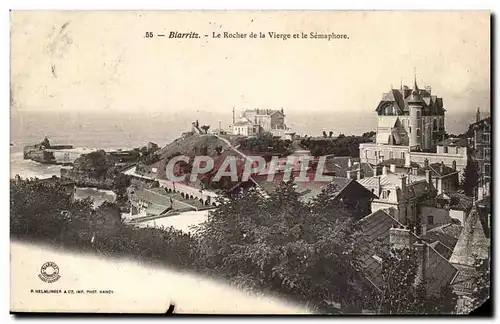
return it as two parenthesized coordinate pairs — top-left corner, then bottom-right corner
(211, 134), (269, 197)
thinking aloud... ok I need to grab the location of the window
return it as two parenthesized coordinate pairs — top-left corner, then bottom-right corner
(381, 190), (390, 199)
(389, 151), (394, 159)
(375, 151), (378, 158)
(401, 152), (405, 159)
(427, 216), (434, 225)
(484, 164), (490, 177)
(417, 111), (421, 119)
(433, 119), (437, 130)
(483, 133), (490, 144)
(443, 146), (448, 153)
(416, 129), (421, 137)
(484, 148), (490, 160)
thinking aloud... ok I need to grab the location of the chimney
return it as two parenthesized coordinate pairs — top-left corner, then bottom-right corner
(382, 165), (388, 175)
(425, 169), (431, 184)
(390, 226), (413, 250)
(390, 164), (396, 173)
(399, 174), (407, 192)
(414, 241), (428, 286)
(375, 176), (381, 197)
(424, 158), (429, 168)
(476, 107), (481, 123)
(440, 161), (445, 174)
(405, 152), (411, 168)
(348, 158), (352, 167)
(421, 223), (427, 236)
(232, 107), (235, 124)
(452, 161), (457, 170)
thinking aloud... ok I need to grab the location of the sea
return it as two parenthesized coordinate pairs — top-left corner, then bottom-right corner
(10, 108), (481, 203)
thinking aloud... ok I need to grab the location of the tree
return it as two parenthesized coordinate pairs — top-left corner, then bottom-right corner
(329, 131), (333, 138)
(201, 125), (210, 134)
(367, 247), (457, 314)
(194, 180), (366, 313)
(461, 154), (479, 196)
(322, 131), (328, 138)
(471, 254), (490, 311)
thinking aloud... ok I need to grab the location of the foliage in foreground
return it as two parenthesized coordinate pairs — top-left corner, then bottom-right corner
(10, 177), (469, 314)
(194, 181), (369, 312)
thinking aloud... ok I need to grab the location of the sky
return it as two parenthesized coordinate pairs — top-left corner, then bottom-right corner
(10, 11), (491, 115)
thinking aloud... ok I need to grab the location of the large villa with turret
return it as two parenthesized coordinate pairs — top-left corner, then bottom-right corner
(359, 79), (469, 179)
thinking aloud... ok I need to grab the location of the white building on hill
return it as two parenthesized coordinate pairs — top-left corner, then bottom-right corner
(231, 108), (288, 137)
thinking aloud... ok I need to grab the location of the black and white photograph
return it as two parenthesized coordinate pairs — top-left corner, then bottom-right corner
(9, 10), (491, 315)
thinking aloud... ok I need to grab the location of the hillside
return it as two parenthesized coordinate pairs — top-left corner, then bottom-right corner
(158, 133), (233, 160)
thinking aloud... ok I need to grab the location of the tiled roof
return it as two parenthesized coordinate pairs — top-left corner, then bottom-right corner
(357, 209), (458, 295)
(441, 191), (473, 211)
(357, 171), (431, 201)
(429, 241), (454, 260)
(358, 208), (401, 289)
(450, 206), (490, 267)
(425, 223), (463, 251)
(357, 174), (393, 188)
(425, 244), (458, 294)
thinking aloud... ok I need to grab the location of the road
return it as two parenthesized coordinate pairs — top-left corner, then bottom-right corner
(211, 134), (269, 197)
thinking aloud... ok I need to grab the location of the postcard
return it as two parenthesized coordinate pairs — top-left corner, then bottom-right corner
(10, 10), (491, 315)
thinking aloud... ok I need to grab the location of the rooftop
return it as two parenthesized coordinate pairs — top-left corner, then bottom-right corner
(253, 173), (376, 202)
(424, 223), (464, 253)
(375, 84), (445, 115)
(417, 162), (458, 178)
(358, 208), (458, 295)
(133, 187), (173, 207)
(437, 138), (469, 147)
(244, 108), (283, 116)
(449, 206), (490, 267)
